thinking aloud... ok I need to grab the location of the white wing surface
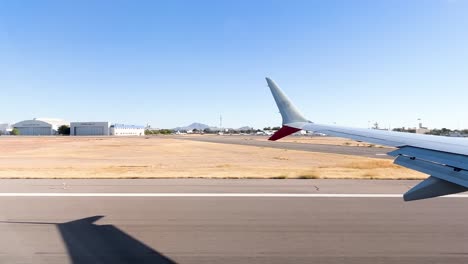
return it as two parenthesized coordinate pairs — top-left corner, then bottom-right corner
(266, 77), (468, 201)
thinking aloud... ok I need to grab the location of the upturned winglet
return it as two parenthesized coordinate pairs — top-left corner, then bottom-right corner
(266, 77), (308, 125)
(266, 77), (308, 141)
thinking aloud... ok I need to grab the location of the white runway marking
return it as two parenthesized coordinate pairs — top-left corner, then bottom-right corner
(0, 193), (467, 198)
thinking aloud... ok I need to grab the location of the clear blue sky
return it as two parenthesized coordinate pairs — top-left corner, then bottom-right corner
(1, 0), (467, 129)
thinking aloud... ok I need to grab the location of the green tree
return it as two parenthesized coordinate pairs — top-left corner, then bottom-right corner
(10, 128), (20, 135)
(159, 129), (173, 135)
(58, 125), (70, 135)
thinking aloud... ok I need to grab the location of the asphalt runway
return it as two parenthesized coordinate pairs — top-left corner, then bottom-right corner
(0, 179), (468, 264)
(178, 135), (393, 158)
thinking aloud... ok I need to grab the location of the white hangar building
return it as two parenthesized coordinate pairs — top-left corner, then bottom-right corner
(0, 123), (12, 135)
(70, 122), (110, 136)
(110, 124), (145, 136)
(12, 118), (68, 136)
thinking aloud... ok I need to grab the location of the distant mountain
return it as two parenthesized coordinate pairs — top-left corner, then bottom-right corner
(173, 123), (257, 132)
(173, 122), (211, 131)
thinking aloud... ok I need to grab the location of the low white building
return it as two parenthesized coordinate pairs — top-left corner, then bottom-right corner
(12, 118), (68, 135)
(0, 123), (12, 135)
(70, 122), (110, 136)
(110, 124), (145, 136)
(416, 121), (430, 135)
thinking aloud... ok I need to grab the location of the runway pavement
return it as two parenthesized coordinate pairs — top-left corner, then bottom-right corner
(0, 179), (467, 264)
(178, 135), (393, 158)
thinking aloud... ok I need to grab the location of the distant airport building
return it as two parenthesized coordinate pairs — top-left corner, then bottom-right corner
(12, 118), (68, 135)
(70, 122), (110, 136)
(0, 123), (12, 135)
(110, 124), (145, 136)
(416, 121), (430, 134)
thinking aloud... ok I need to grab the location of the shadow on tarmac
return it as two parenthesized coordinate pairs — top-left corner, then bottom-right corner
(3, 216), (176, 264)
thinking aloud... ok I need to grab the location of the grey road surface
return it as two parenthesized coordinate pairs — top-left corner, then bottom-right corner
(0, 179), (467, 264)
(177, 135), (393, 158)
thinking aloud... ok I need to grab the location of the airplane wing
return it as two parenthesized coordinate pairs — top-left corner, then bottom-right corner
(266, 77), (468, 201)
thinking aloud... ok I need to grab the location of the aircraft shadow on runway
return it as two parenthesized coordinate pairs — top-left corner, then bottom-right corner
(3, 216), (176, 264)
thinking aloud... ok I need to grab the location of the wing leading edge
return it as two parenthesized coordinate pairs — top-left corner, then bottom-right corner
(266, 77), (468, 201)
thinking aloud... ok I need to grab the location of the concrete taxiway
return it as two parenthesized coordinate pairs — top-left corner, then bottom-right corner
(0, 179), (467, 264)
(178, 135), (393, 158)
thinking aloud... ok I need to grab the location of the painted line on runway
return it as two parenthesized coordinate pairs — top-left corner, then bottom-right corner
(0, 193), (468, 198)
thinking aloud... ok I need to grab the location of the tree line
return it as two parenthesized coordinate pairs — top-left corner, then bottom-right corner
(392, 127), (468, 136)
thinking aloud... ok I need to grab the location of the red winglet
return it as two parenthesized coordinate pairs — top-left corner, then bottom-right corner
(269, 126), (301, 141)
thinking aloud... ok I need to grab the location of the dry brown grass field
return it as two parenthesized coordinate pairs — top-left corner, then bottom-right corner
(0, 136), (425, 179)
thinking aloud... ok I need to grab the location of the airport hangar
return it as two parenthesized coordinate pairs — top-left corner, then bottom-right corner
(0, 123), (12, 135)
(70, 122), (110, 136)
(10, 120), (145, 136)
(12, 118), (68, 136)
(70, 122), (145, 136)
